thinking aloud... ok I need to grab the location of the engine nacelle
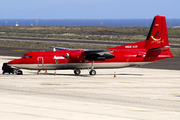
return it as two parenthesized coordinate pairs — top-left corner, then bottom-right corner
(67, 51), (82, 60)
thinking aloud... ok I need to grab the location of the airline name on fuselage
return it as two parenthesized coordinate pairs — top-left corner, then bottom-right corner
(53, 56), (65, 59)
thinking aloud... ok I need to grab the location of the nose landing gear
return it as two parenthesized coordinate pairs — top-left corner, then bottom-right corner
(15, 69), (23, 75)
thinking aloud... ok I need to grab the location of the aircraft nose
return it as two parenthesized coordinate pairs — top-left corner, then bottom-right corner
(7, 59), (23, 66)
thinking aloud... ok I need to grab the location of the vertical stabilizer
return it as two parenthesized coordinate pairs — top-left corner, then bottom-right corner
(146, 15), (169, 49)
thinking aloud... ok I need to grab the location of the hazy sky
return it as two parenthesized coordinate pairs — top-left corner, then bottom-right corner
(0, 0), (179, 19)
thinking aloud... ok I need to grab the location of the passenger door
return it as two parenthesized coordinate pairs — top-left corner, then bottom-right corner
(38, 57), (44, 67)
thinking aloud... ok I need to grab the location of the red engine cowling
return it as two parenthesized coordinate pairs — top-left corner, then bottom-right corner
(67, 51), (83, 60)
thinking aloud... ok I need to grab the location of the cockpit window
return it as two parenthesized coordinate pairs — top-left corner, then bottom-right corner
(22, 55), (33, 58)
(22, 55), (28, 58)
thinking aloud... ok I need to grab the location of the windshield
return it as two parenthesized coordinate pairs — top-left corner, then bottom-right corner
(22, 55), (33, 58)
(22, 55), (28, 58)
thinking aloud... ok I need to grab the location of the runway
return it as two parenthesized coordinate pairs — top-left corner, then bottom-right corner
(0, 56), (180, 120)
(0, 36), (180, 49)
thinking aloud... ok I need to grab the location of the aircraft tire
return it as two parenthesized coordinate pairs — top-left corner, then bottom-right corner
(17, 70), (23, 75)
(89, 70), (96, 75)
(74, 69), (81, 75)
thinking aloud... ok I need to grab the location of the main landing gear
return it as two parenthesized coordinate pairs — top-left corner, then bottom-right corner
(74, 69), (81, 75)
(73, 69), (96, 76)
(74, 60), (97, 76)
(89, 70), (96, 75)
(89, 60), (96, 75)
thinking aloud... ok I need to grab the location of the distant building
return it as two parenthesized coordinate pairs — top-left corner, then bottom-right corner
(15, 21), (19, 26)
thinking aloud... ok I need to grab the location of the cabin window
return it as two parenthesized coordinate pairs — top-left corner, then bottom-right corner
(29, 56), (32, 58)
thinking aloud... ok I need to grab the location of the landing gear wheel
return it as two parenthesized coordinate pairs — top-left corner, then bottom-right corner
(17, 70), (23, 75)
(74, 69), (81, 75)
(89, 70), (96, 75)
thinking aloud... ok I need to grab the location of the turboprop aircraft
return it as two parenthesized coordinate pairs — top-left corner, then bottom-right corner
(7, 15), (173, 75)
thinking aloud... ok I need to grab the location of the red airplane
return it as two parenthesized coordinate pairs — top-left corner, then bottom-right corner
(7, 15), (173, 75)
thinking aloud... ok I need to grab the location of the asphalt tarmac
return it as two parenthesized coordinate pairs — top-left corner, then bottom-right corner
(0, 56), (180, 120)
(0, 46), (179, 70)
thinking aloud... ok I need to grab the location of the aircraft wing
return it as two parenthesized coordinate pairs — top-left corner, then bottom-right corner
(50, 46), (86, 51)
(50, 46), (112, 53)
(50, 46), (70, 50)
(50, 46), (115, 60)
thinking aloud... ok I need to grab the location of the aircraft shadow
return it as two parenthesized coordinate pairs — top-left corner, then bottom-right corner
(40, 73), (90, 77)
(96, 73), (143, 76)
(39, 73), (143, 77)
(117, 73), (143, 76)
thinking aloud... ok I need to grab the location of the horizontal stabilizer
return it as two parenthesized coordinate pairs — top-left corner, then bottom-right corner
(149, 46), (170, 51)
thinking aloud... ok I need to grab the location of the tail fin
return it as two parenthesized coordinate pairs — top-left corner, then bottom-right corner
(144, 15), (173, 61)
(145, 15), (169, 50)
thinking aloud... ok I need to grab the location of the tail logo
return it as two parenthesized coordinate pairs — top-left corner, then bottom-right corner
(151, 30), (162, 41)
